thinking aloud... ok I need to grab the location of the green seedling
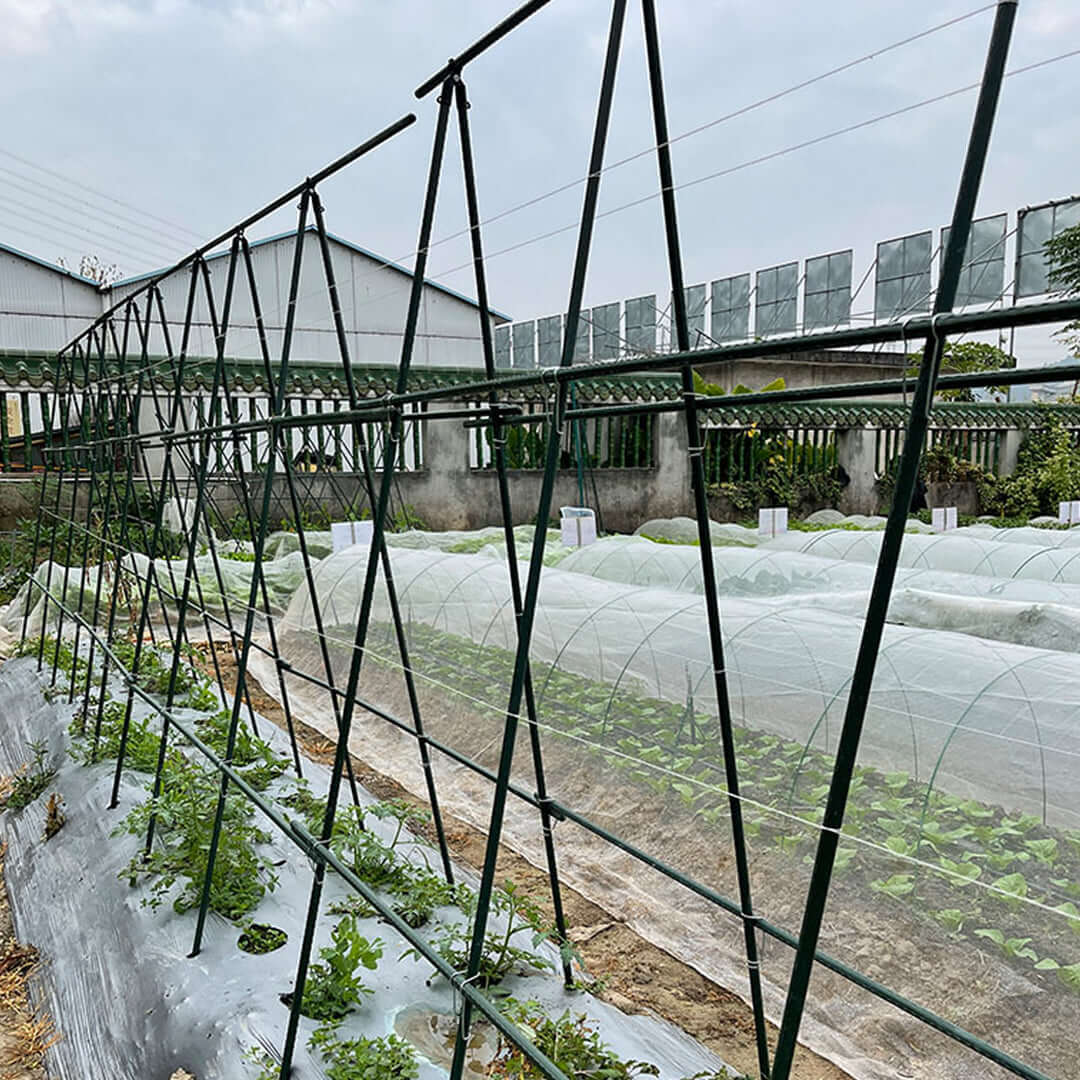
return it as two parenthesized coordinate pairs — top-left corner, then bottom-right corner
(309, 1027), (418, 1080)
(973, 929), (1039, 962)
(293, 916), (382, 1022)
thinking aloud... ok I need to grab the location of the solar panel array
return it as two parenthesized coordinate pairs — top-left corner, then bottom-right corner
(493, 196), (1078, 368)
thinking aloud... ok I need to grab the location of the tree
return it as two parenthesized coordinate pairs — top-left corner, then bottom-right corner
(57, 254), (121, 286)
(1045, 223), (1080, 357)
(906, 340), (1015, 403)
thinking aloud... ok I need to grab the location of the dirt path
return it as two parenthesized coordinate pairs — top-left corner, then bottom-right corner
(0, 844), (53, 1080)
(206, 644), (850, 1080)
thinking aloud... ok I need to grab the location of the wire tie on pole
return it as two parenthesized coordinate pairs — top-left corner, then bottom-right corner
(450, 969), (483, 1029)
(536, 794), (565, 823)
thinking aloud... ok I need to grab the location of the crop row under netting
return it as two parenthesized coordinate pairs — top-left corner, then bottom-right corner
(10, 2), (1080, 1080)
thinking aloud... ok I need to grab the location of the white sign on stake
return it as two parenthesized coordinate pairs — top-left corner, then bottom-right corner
(932, 506), (958, 533)
(331, 520), (375, 552)
(758, 507), (789, 538)
(331, 522), (353, 553)
(560, 506), (597, 547)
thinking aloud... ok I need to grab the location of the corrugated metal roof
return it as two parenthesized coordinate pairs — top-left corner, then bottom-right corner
(0, 242), (105, 287)
(110, 227), (513, 322)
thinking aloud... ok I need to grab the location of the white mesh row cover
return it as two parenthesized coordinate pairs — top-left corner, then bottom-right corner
(766, 527), (1080, 583)
(260, 545), (1080, 1080)
(555, 536), (1080, 651)
(949, 523), (1080, 547)
(558, 534), (1080, 602)
(283, 547), (1080, 831)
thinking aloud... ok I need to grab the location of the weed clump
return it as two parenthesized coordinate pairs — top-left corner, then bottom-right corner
(3, 741), (57, 812)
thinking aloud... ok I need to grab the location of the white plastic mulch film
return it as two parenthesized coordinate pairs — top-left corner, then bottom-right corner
(260, 533), (1080, 1080)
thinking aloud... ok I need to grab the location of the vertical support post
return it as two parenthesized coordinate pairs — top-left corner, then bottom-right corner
(310, 193), (452, 876)
(278, 93), (453, 1080)
(639, 0), (771, 1074)
(447, 6), (626, 1078)
(190, 207), (310, 957)
(770, 5), (1016, 1078)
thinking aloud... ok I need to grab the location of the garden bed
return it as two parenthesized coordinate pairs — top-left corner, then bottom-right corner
(258, 616), (1080, 1080)
(0, 653), (742, 1080)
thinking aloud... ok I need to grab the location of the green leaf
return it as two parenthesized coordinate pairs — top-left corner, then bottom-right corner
(934, 908), (967, 933)
(992, 872), (1029, 905)
(937, 857), (981, 884)
(1035, 957), (1060, 970)
(1056, 963), (1080, 994)
(758, 376), (786, 393)
(1024, 838), (1059, 865)
(871, 874), (915, 899)
(1055, 901), (1080, 935)
(885, 835), (916, 858)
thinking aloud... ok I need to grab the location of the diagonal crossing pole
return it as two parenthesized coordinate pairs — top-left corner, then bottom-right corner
(770, 4), (1017, 1077)
(638, 0), (771, 1072)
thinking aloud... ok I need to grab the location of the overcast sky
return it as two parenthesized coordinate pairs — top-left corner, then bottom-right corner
(1, 0), (1077, 364)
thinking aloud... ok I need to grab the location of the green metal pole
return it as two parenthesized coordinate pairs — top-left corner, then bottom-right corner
(277, 101), (450, 1080)
(190, 214), (309, 956)
(639, 0), (770, 1072)
(447, 6), (626, 1077)
(454, 72), (575, 986)
(770, 5), (1016, 1077)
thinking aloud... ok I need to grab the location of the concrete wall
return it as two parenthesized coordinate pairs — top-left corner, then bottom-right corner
(202, 410), (691, 534)
(694, 349), (906, 393)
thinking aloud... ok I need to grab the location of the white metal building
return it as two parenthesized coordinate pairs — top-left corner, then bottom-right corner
(0, 242), (104, 353)
(1, 228), (508, 367)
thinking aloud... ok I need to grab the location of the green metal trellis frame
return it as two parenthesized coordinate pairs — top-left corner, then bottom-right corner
(15, 2), (1078, 1079)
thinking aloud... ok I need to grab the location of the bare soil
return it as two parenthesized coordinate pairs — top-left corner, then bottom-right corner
(202, 642), (850, 1080)
(0, 844), (53, 1080)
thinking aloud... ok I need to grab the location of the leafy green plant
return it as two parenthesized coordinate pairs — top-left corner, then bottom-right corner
(3, 740), (57, 811)
(907, 341), (1014, 403)
(181, 678), (220, 713)
(979, 421), (1080, 519)
(935, 908), (967, 934)
(489, 999), (659, 1080)
(327, 894), (380, 919)
(70, 700), (168, 773)
(121, 762), (277, 919)
(330, 799), (432, 888)
(281, 779), (328, 835)
(194, 709), (289, 791)
(238, 923), (288, 955)
(308, 1026), (418, 1080)
(387, 864), (460, 929)
(291, 915), (383, 1022)
(412, 880), (561, 988)
(221, 549), (257, 562)
(869, 873), (916, 900)
(973, 929), (1039, 962)
(991, 872), (1029, 909)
